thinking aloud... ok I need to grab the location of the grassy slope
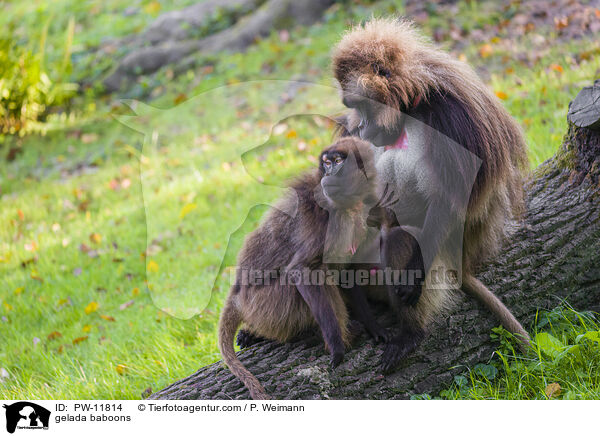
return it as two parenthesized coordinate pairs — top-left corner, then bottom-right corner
(1, 0), (599, 399)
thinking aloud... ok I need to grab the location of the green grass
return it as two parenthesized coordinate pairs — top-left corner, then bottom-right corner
(435, 307), (600, 400)
(1, 0), (599, 399)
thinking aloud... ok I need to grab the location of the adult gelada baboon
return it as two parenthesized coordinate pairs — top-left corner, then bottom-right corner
(333, 17), (530, 370)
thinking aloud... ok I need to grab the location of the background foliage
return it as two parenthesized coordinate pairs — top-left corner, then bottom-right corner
(0, 0), (599, 399)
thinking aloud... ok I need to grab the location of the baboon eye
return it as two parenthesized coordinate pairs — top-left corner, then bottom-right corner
(324, 160), (332, 167)
(335, 157), (343, 164)
(371, 63), (390, 78)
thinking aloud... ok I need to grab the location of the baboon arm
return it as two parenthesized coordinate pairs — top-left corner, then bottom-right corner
(410, 196), (454, 270)
(296, 283), (345, 359)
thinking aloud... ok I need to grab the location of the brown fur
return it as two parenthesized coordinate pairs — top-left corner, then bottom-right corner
(332, 18), (530, 363)
(218, 138), (382, 399)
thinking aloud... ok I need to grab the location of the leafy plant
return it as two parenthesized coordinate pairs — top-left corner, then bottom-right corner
(0, 23), (77, 138)
(439, 307), (600, 400)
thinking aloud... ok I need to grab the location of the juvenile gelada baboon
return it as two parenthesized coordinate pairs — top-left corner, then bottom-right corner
(219, 137), (398, 399)
(333, 17), (531, 370)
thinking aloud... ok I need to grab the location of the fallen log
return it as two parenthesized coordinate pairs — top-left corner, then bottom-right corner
(151, 85), (600, 399)
(103, 0), (335, 92)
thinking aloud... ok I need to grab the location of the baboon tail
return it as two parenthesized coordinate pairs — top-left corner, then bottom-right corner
(462, 274), (531, 350)
(218, 297), (270, 400)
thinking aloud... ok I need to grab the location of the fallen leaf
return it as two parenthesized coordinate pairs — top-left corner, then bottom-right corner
(174, 93), (187, 105)
(115, 364), (128, 375)
(80, 133), (98, 144)
(47, 331), (62, 341)
(278, 29), (290, 43)
(147, 260), (159, 272)
(495, 91), (508, 100)
(89, 233), (102, 244)
(479, 44), (493, 58)
(24, 241), (38, 252)
(549, 63), (563, 73)
(146, 244), (162, 256)
(554, 16), (569, 30)
(30, 271), (43, 282)
(84, 301), (99, 314)
(273, 123), (288, 135)
(108, 179), (120, 191)
(73, 336), (89, 345)
(120, 300), (135, 310)
(78, 200), (90, 212)
(179, 203), (197, 220)
(545, 382), (562, 398)
(100, 314), (115, 322)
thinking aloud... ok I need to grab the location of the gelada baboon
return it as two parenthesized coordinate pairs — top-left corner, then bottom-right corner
(332, 17), (530, 370)
(219, 137), (395, 399)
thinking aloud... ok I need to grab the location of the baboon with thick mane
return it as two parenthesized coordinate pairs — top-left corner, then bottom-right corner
(332, 17), (530, 369)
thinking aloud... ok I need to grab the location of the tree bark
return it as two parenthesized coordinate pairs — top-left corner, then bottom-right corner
(151, 89), (600, 400)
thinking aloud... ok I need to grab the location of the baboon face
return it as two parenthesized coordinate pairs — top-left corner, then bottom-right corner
(335, 49), (409, 147)
(318, 139), (373, 207)
(333, 20), (423, 147)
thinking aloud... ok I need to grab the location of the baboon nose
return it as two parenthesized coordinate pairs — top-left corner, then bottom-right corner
(342, 92), (362, 108)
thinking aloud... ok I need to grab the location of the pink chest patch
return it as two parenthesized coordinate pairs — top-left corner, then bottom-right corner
(384, 129), (408, 151)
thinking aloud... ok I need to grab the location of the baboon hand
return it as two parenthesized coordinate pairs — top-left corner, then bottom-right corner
(394, 252), (424, 306)
(330, 350), (344, 369)
(380, 330), (424, 372)
(365, 323), (393, 343)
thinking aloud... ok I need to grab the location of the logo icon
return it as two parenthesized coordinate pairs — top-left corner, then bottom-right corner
(2, 402), (50, 434)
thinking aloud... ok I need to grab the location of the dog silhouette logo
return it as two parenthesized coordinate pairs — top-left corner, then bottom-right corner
(2, 402), (50, 433)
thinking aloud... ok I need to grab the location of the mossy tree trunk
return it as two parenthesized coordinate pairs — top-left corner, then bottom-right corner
(151, 85), (600, 400)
